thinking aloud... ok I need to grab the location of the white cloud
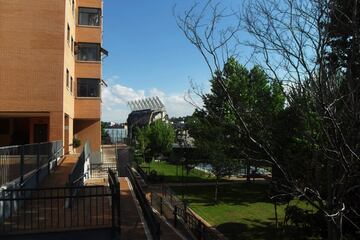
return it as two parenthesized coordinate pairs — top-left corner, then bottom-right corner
(101, 84), (199, 122)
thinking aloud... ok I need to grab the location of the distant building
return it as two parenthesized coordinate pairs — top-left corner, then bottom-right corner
(0, 0), (106, 154)
(127, 97), (168, 139)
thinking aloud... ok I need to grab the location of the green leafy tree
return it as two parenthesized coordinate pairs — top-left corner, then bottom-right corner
(147, 120), (175, 158)
(135, 126), (150, 163)
(188, 111), (238, 201)
(135, 120), (175, 163)
(188, 58), (284, 199)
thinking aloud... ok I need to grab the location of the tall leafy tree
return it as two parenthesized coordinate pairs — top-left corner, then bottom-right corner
(189, 58), (285, 200)
(135, 120), (175, 162)
(146, 120), (176, 158)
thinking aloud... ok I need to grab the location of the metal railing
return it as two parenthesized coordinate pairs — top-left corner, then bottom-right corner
(135, 163), (148, 183)
(0, 169), (121, 236)
(126, 165), (160, 240)
(68, 141), (91, 186)
(152, 186), (223, 240)
(108, 168), (121, 235)
(0, 141), (63, 188)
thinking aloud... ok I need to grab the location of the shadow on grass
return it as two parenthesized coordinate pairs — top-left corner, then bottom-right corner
(172, 183), (272, 206)
(216, 220), (318, 240)
(162, 175), (223, 183)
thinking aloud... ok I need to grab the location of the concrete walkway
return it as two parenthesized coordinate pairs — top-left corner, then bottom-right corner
(102, 145), (147, 239)
(40, 154), (78, 187)
(119, 176), (147, 239)
(117, 146), (186, 240)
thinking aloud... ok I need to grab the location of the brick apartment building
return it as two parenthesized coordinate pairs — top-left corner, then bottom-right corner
(0, 0), (106, 154)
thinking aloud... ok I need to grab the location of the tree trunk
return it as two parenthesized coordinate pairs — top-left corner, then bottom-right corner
(246, 160), (251, 183)
(274, 201), (278, 230)
(214, 177), (219, 202)
(327, 158), (340, 240)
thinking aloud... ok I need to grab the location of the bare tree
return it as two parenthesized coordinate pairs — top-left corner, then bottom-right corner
(175, 0), (360, 239)
(243, 0), (360, 239)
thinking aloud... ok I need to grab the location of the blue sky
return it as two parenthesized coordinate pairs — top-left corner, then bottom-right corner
(101, 0), (241, 122)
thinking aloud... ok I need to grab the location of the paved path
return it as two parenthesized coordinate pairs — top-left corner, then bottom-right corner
(117, 146), (186, 240)
(119, 176), (147, 239)
(101, 145), (147, 239)
(40, 154), (78, 187)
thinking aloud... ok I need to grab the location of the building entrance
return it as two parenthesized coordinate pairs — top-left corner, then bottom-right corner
(33, 124), (48, 143)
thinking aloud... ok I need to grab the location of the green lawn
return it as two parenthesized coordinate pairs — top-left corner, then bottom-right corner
(172, 184), (319, 240)
(140, 161), (221, 183)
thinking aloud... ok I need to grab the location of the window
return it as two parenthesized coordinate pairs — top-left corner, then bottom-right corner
(67, 24), (70, 43)
(76, 43), (101, 61)
(78, 7), (101, 26)
(72, 0), (75, 15)
(77, 78), (100, 97)
(70, 77), (73, 92)
(66, 69), (69, 88)
(71, 37), (74, 53)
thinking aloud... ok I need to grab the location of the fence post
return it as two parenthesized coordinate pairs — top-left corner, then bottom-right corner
(54, 141), (58, 169)
(160, 197), (163, 215)
(156, 223), (161, 240)
(20, 146), (24, 185)
(197, 220), (203, 240)
(173, 205), (178, 228)
(111, 185), (116, 232)
(36, 143), (40, 184)
(150, 192), (153, 206)
(116, 187), (121, 236)
(184, 201), (188, 223)
(48, 142), (53, 174)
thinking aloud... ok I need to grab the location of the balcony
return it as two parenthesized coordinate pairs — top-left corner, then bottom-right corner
(74, 98), (100, 119)
(76, 26), (102, 43)
(75, 61), (101, 79)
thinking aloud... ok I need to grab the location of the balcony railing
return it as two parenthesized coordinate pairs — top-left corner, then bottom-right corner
(68, 141), (91, 187)
(0, 141), (63, 188)
(0, 169), (120, 236)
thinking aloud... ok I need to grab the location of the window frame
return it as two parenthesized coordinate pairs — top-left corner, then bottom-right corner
(71, 37), (74, 53)
(77, 78), (101, 98)
(67, 24), (70, 43)
(76, 43), (101, 62)
(66, 69), (69, 89)
(78, 7), (101, 27)
(72, 0), (75, 16)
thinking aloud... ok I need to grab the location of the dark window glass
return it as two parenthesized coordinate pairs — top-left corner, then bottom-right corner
(76, 43), (101, 61)
(77, 78), (100, 97)
(67, 24), (70, 42)
(70, 77), (73, 92)
(0, 119), (10, 134)
(78, 7), (101, 26)
(72, 0), (75, 15)
(66, 69), (69, 88)
(71, 37), (74, 52)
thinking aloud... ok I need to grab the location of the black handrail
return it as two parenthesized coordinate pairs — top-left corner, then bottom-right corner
(0, 141), (63, 187)
(0, 185), (113, 234)
(108, 168), (121, 236)
(126, 165), (160, 240)
(161, 186), (223, 240)
(68, 141), (91, 186)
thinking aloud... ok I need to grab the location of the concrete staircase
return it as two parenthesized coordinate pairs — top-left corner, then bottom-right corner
(89, 146), (117, 179)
